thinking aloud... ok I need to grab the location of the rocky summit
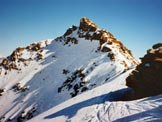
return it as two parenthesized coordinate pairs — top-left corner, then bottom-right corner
(126, 43), (162, 99)
(79, 17), (98, 32)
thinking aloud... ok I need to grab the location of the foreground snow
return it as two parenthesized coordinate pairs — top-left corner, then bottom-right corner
(29, 70), (162, 122)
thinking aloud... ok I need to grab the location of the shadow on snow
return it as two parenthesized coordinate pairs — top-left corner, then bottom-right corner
(44, 88), (131, 119)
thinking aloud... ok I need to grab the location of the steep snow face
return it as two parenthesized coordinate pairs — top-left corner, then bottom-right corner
(0, 18), (138, 121)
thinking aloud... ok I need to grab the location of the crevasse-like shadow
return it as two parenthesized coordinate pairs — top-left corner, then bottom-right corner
(44, 88), (130, 119)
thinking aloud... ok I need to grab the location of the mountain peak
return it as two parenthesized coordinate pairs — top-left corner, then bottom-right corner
(79, 17), (98, 31)
(0, 18), (139, 121)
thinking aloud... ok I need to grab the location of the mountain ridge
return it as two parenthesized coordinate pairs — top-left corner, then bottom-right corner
(0, 17), (139, 122)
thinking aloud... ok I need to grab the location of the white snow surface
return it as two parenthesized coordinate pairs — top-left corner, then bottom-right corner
(29, 70), (162, 122)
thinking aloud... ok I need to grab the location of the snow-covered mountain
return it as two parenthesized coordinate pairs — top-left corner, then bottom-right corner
(0, 17), (139, 122)
(30, 43), (162, 122)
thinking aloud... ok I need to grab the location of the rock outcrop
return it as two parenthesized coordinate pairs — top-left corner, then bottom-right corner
(62, 17), (138, 66)
(64, 25), (77, 37)
(79, 17), (98, 32)
(0, 41), (48, 74)
(126, 43), (162, 99)
(56, 18), (139, 98)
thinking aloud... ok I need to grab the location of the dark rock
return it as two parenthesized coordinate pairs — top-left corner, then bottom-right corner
(70, 92), (77, 97)
(107, 53), (115, 60)
(101, 46), (111, 52)
(92, 32), (101, 40)
(73, 84), (79, 91)
(64, 28), (73, 37)
(64, 37), (78, 45)
(62, 69), (70, 75)
(152, 43), (162, 49)
(58, 87), (62, 93)
(79, 17), (98, 32)
(81, 86), (88, 92)
(126, 44), (162, 99)
(72, 25), (77, 30)
(0, 89), (4, 93)
(64, 25), (77, 37)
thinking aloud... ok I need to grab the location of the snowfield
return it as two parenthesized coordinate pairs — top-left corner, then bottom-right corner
(30, 69), (162, 122)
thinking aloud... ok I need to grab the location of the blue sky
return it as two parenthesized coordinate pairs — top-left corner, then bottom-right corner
(0, 0), (162, 58)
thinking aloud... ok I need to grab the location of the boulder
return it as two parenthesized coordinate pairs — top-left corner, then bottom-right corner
(126, 43), (162, 99)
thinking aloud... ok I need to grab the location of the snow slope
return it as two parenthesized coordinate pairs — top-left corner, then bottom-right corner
(30, 70), (162, 122)
(0, 18), (139, 122)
